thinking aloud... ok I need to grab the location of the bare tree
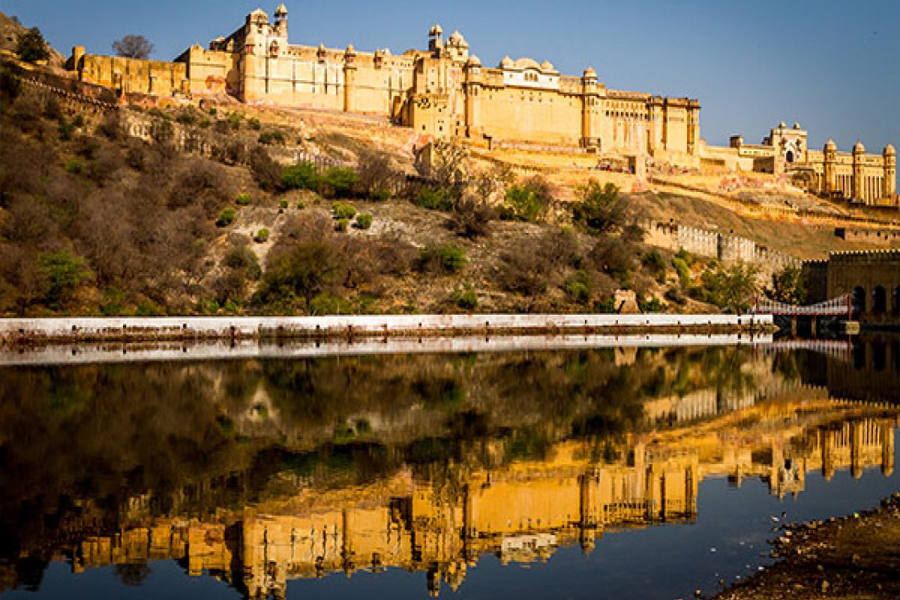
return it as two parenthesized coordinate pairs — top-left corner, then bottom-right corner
(112, 35), (154, 59)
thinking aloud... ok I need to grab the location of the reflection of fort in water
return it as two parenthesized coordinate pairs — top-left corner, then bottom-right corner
(69, 391), (897, 599)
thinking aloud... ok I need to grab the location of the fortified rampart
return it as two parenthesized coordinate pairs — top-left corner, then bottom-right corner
(643, 219), (800, 274)
(826, 249), (900, 321)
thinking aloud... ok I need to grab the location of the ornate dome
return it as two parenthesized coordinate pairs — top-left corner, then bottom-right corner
(792, 122), (801, 130)
(512, 57), (541, 71)
(429, 24), (443, 36)
(884, 143), (896, 156)
(466, 55), (481, 67)
(448, 30), (468, 47)
(778, 121), (786, 128)
(824, 138), (837, 150)
(499, 56), (514, 69)
(275, 3), (288, 16)
(583, 66), (598, 79)
(853, 140), (866, 153)
(540, 60), (554, 71)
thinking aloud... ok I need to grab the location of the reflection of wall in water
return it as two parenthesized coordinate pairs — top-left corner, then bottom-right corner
(64, 412), (896, 598)
(828, 342), (900, 403)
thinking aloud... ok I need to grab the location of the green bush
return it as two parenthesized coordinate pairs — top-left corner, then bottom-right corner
(255, 240), (343, 312)
(672, 257), (692, 289)
(235, 193), (252, 206)
(354, 213), (373, 230)
(501, 181), (551, 222)
(100, 287), (126, 316)
(771, 264), (807, 305)
(58, 119), (76, 141)
(692, 264), (759, 313)
(223, 246), (262, 280)
(309, 292), (353, 315)
(452, 282), (478, 310)
(321, 167), (360, 198)
(227, 112), (242, 130)
(564, 270), (592, 304)
(16, 27), (50, 63)
(199, 117), (212, 129)
(176, 112), (196, 125)
(259, 130), (286, 145)
(64, 159), (84, 174)
(279, 198), (289, 211)
(593, 297), (618, 313)
(370, 189), (391, 202)
(639, 296), (664, 313)
(282, 162), (319, 191)
(296, 200), (306, 210)
(254, 228), (270, 243)
(419, 244), (467, 274)
(216, 207), (237, 227)
(38, 250), (92, 309)
(413, 187), (453, 211)
(335, 218), (350, 232)
(332, 202), (357, 220)
(642, 250), (667, 283)
(248, 117), (261, 130)
(135, 301), (163, 316)
(572, 182), (626, 234)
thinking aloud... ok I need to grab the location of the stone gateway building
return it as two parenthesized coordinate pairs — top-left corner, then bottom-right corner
(65, 4), (897, 206)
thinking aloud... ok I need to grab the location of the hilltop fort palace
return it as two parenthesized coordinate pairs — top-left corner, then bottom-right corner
(66, 4), (897, 208)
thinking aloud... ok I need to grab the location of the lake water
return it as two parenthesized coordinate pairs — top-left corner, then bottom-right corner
(1, 337), (898, 599)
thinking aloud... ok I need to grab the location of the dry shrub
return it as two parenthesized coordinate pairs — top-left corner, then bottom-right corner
(497, 228), (580, 296)
(248, 146), (282, 191)
(166, 158), (233, 217)
(357, 149), (403, 198)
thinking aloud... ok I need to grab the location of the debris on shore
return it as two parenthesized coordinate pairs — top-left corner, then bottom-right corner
(712, 493), (900, 600)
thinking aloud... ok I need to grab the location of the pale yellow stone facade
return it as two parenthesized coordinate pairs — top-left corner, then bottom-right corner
(67, 5), (700, 162)
(704, 122), (897, 207)
(64, 5), (896, 206)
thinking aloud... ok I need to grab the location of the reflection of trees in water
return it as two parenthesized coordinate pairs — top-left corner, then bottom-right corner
(0, 345), (769, 579)
(114, 562), (150, 586)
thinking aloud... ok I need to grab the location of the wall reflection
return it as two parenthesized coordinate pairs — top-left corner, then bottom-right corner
(0, 343), (898, 597)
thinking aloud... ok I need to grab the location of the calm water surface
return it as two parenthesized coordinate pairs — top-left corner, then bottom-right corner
(1, 338), (898, 599)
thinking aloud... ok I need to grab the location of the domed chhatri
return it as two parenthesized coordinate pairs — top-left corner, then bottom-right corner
(824, 138), (837, 150)
(466, 55), (481, 67)
(448, 30), (468, 47)
(853, 140), (866, 153)
(583, 66), (598, 79)
(884, 144), (896, 156)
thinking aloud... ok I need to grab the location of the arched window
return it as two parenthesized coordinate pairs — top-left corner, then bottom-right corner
(872, 286), (887, 313)
(873, 342), (887, 372)
(851, 286), (866, 315)
(852, 343), (866, 370)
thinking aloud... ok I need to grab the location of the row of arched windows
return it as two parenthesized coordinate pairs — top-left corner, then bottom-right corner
(851, 285), (900, 315)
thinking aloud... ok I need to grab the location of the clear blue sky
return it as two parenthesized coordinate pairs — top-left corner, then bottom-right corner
(4, 0), (898, 152)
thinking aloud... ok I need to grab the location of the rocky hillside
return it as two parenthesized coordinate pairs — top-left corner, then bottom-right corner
(0, 11), (65, 67)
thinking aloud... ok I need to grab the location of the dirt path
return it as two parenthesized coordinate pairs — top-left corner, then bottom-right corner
(712, 493), (900, 600)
